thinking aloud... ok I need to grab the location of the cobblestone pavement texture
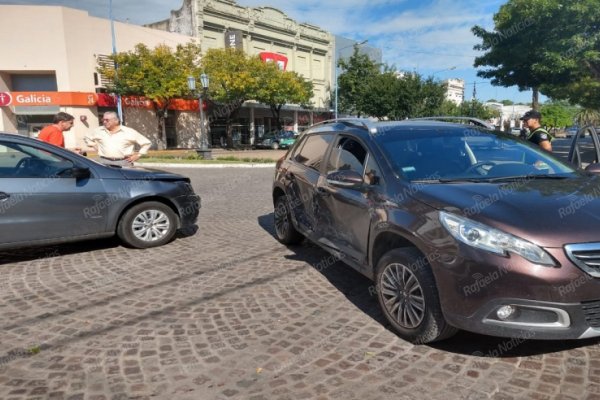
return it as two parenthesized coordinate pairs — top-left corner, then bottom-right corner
(1, 167), (600, 400)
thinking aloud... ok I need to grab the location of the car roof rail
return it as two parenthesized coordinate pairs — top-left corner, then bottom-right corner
(309, 117), (379, 134)
(408, 116), (496, 130)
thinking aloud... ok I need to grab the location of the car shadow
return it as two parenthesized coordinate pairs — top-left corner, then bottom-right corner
(0, 237), (121, 265)
(257, 212), (600, 356)
(0, 225), (199, 265)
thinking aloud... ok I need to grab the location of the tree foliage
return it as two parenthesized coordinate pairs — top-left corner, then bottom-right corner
(254, 62), (314, 130)
(473, 0), (600, 111)
(472, 0), (553, 109)
(337, 45), (381, 116)
(200, 48), (263, 147)
(98, 42), (203, 148)
(440, 100), (501, 121)
(337, 49), (448, 120)
(540, 101), (577, 128)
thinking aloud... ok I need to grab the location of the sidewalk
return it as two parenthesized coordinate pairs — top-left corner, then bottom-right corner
(135, 148), (286, 168)
(141, 148), (287, 161)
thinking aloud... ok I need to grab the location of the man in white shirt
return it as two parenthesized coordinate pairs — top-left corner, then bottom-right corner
(84, 111), (152, 166)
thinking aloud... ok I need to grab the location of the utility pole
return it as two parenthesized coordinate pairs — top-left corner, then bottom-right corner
(109, 0), (123, 122)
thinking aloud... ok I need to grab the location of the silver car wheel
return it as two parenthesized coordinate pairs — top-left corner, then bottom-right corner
(131, 209), (171, 242)
(381, 263), (425, 328)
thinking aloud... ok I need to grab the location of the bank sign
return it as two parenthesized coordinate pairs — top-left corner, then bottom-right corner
(0, 92), (204, 111)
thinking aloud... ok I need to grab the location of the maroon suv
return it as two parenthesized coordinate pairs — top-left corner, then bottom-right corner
(272, 119), (600, 343)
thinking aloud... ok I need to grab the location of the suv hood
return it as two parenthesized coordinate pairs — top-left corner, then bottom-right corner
(410, 176), (600, 247)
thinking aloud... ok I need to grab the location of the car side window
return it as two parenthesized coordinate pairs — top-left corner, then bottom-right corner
(293, 134), (334, 171)
(327, 137), (367, 173)
(0, 141), (74, 178)
(574, 129), (598, 167)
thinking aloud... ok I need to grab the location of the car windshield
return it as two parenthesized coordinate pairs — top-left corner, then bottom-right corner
(376, 126), (577, 182)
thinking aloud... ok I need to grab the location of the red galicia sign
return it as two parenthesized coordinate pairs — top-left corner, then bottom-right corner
(259, 52), (288, 71)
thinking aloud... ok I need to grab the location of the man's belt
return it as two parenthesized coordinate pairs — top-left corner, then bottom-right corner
(100, 156), (127, 161)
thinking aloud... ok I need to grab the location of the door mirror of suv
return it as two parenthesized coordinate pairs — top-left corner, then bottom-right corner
(326, 169), (364, 189)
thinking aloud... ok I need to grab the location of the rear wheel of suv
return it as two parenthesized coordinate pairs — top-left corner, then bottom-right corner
(274, 195), (303, 244)
(271, 142), (280, 150)
(376, 248), (457, 343)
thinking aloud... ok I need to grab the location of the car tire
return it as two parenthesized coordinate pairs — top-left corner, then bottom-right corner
(272, 142), (280, 150)
(375, 248), (458, 344)
(117, 201), (178, 248)
(273, 195), (303, 245)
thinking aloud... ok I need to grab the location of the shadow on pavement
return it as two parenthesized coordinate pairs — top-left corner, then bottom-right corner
(257, 212), (600, 357)
(0, 225), (199, 265)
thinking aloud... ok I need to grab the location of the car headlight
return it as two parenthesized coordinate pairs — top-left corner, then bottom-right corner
(439, 211), (555, 266)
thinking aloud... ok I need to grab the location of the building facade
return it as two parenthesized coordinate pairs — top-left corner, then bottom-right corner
(0, 2), (382, 149)
(0, 5), (199, 149)
(444, 79), (465, 105)
(148, 0), (335, 145)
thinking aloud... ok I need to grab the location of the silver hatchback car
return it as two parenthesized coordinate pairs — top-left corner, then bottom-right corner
(0, 133), (200, 249)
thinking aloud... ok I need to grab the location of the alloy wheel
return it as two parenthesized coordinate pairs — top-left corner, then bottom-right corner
(380, 263), (425, 328)
(131, 209), (172, 242)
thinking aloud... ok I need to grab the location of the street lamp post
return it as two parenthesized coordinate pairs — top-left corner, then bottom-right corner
(334, 39), (368, 119)
(188, 74), (212, 159)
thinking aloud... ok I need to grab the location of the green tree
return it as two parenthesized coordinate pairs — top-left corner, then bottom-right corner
(540, 101), (577, 129)
(439, 99), (501, 121)
(474, 0), (600, 111)
(98, 42), (203, 149)
(472, 0), (555, 109)
(337, 45), (381, 116)
(535, 1), (600, 110)
(255, 62), (314, 130)
(575, 108), (600, 127)
(361, 70), (400, 119)
(201, 48), (264, 148)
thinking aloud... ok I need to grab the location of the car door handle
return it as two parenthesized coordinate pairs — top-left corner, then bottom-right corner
(0, 192), (9, 201)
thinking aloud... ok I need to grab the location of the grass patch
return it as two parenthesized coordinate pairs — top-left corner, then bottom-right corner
(139, 155), (274, 164)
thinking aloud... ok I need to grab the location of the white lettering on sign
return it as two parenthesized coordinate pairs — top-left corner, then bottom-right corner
(123, 97), (150, 107)
(228, 34), (236, 47)
(0, 92), (12, 106)
(15, 94), (52, 104)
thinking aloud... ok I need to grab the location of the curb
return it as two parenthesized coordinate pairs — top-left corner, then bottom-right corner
(136, 162), (276, 169)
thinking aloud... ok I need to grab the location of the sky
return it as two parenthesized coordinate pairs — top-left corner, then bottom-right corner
(2, 0), (542, 104)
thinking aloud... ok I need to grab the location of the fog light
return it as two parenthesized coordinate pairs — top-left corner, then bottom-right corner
(497, 305), (516, 320)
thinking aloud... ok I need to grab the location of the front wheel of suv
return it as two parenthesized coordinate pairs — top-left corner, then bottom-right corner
(375, 248), (457, 344)
(274, 195), (303, 245)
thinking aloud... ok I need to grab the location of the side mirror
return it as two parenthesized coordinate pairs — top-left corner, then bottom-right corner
(72, 167), (91, 179)
(585, 163), (600, 174)
(326, 169), (364, 189)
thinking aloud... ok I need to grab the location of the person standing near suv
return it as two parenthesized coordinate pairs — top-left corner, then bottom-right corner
(520, 110), (553, 152)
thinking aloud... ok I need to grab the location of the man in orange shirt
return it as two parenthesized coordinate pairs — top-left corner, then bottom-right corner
(38, 112), (75, 148)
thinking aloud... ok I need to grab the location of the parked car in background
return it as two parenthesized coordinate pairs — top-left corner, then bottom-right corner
(510, 127), (523, 136)
(565, 126), (579, 138)
(0, 133), (200, 250)
(255, 130), (297, 150)
(273, 118), (600, 344)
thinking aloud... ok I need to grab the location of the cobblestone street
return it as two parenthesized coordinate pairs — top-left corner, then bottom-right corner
(2, 167), (600, 400)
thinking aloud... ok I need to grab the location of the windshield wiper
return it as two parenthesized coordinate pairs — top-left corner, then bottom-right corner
(469, 174), (570, 183)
